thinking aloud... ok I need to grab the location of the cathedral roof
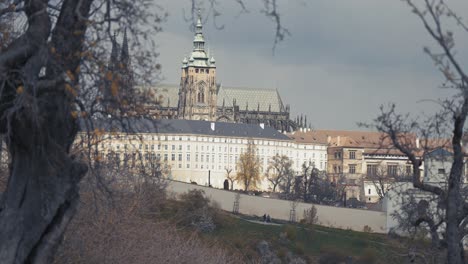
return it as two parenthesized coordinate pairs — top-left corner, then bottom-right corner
(145, 84), (286, 113)
(143, 84), (179, 107)
(217, 85), (285, 112)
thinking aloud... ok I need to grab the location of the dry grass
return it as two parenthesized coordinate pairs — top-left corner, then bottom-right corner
(54, 180), (241, 264)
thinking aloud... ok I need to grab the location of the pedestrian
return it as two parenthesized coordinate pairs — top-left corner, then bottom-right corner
(266, 214), (271, 223)
(262, 214), (266, 222)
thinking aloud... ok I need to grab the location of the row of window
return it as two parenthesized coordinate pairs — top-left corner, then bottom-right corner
(331, 164), (413, 176)
(92, 134), (325, 149)
(102, 142), (326, 159)
(195, 68), (211, 74)
(333, 150), (356, 160)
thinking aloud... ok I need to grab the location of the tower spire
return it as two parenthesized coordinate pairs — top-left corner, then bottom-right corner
(193, 10), (205, 53)
(196, 9), (203, 34)
(121, 28), (130, 66)
(109, 32), (119, 69)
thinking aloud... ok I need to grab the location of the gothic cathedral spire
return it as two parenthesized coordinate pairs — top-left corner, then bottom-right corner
(178, 9), (217, 121)
(121, 28), (130, 67)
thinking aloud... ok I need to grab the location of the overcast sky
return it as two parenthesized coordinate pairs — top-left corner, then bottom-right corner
(152, 0), (468, 130)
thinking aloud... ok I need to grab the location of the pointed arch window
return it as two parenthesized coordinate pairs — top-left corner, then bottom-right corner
(197, 84), (205, 103)
(197, 92), (205, 103)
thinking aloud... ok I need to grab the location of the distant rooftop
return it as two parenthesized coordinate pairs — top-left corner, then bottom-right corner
(142, 84), (285, 112)
(85, 118), (290, 141)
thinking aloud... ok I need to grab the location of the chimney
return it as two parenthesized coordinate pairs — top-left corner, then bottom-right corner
(210, 122), (215, 131)
(327, 136), (331, 143)
(337, 136), (341, 146)
(259, 123), (265, 129)
(416, 137), (420, 149)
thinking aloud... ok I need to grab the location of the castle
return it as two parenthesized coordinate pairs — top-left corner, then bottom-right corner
(108, 13), (308, 132)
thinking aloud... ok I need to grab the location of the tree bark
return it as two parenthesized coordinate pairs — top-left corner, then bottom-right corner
(0, 0), (92, 263)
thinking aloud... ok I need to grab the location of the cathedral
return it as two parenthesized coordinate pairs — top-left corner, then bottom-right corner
(110, 13), (307, 132)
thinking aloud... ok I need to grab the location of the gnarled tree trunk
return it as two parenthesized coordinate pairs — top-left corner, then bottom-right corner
(0, 0), (92, 263)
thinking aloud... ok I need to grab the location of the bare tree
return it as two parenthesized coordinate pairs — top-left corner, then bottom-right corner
(235, 140), (262, 191)
(0, 0), (289, 262)
(0, 0), (163, 262)
(371, 1), (468, 263)
(264, 154), (293, 192)
(294, 162), (343, 205)
(225, 167), (234, 190)
(366, 163), (411, 201)
(278, 166), (296, 197)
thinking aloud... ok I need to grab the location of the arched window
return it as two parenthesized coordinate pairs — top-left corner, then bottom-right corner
(197, 91), (205, 103)
(197, 84), (205, 103)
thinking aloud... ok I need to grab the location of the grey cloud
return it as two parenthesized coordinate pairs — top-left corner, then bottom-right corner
(152, 0), (468, 129)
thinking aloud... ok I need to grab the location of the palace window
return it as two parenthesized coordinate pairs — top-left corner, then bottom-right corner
(349, 164), (356, 174)
(387, 164), (398, 176)
(349, 150), (356, 159)
(406, 165), (412, 175)
(334, 151), (342, 159)
(367, 164), (378, 176)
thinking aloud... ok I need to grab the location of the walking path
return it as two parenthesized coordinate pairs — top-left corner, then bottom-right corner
(244, 219), (282, 226)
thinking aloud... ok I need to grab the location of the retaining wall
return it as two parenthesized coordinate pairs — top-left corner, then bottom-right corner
(167, 180), (387, 233)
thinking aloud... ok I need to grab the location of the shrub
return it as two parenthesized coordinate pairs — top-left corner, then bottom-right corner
(295, 242), (305, 255)
(177, 189), (219, 233)
(357, 248), (378, 264)
(319, 245), (351, 264)
(276, 248), (287, 260)
(363, 225), (373, 233)
(282, 224), (297, 241)
(302, 205), (318, 225)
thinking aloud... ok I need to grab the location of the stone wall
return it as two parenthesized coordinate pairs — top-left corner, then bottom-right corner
(167, 180), (387, 233)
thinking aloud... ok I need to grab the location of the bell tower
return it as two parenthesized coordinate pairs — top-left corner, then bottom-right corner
(178, 10), (217, 121)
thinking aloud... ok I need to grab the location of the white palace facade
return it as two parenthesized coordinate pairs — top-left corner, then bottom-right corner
(84, 119), (327, 191)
